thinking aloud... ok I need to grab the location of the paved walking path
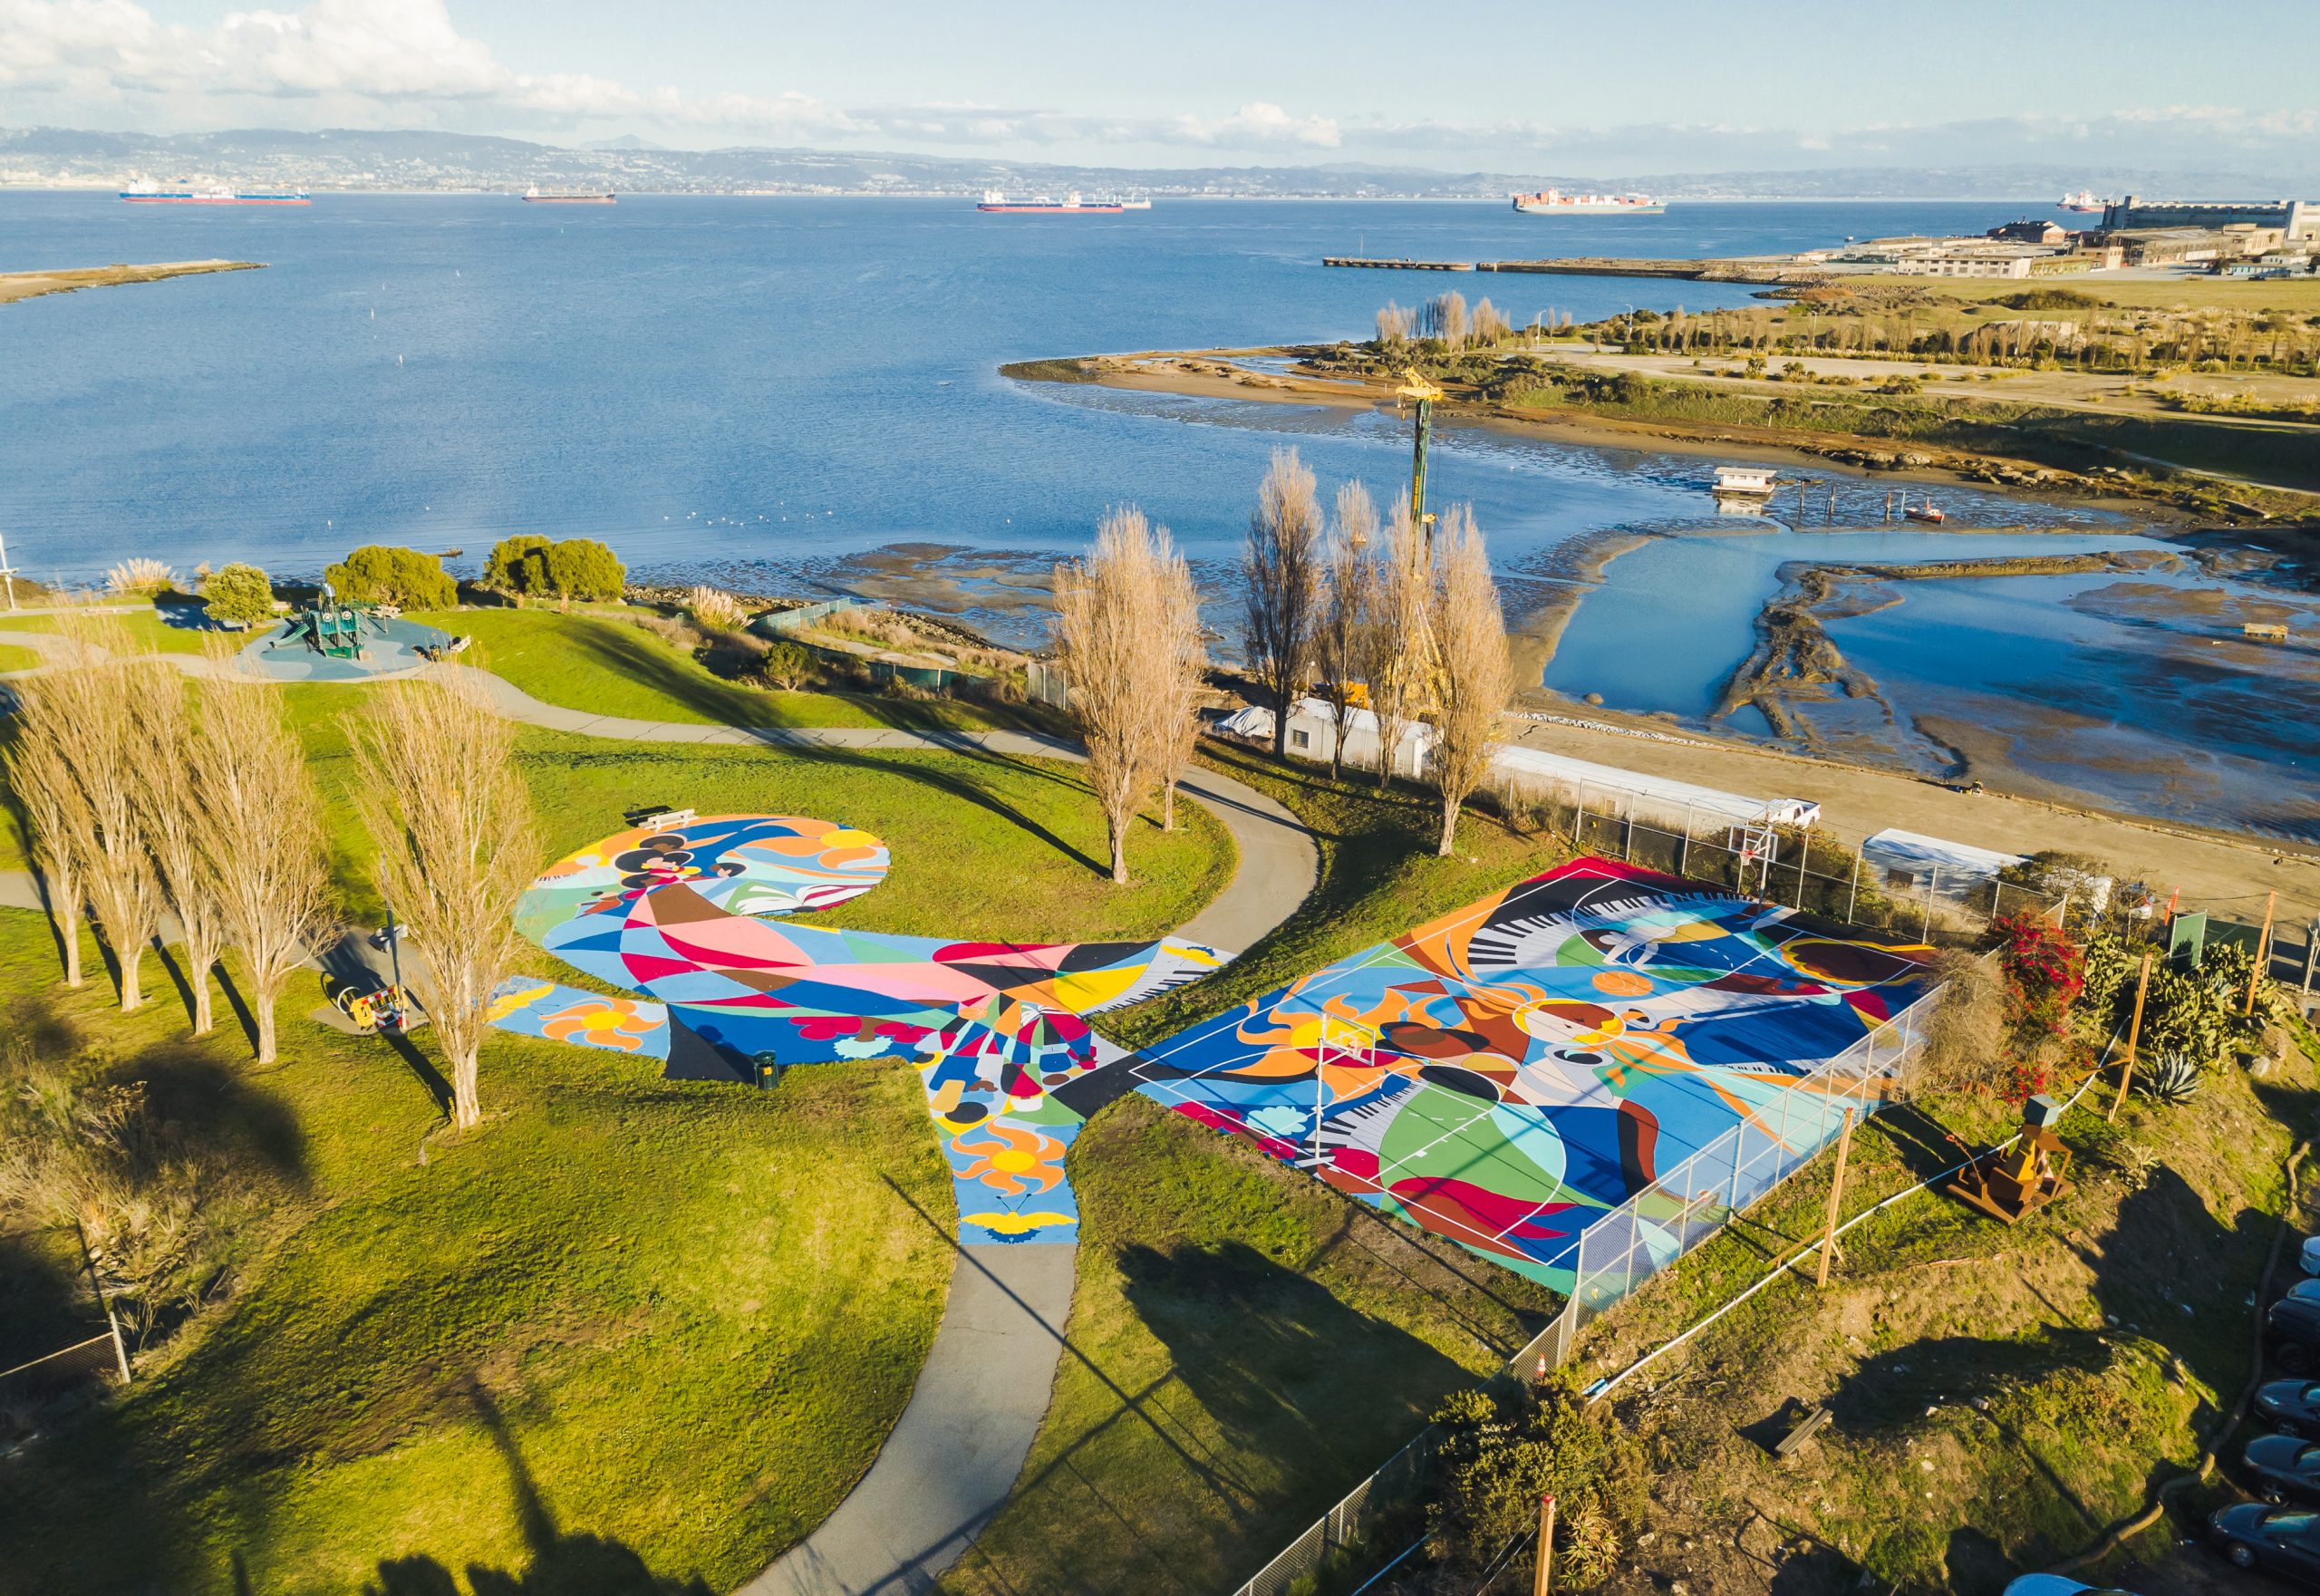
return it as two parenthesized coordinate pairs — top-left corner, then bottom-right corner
(2, 640), (1320, 1596)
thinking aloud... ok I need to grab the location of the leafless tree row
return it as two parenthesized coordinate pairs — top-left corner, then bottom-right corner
(5, 617), (334, 1059)
(1236, 450), (1513, 856)
(1052, 507), (1207, 885)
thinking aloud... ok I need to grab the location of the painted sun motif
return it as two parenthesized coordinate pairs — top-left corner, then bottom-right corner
(951, 1122), (1067, 1196)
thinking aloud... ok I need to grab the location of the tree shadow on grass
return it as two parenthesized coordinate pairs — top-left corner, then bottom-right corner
(1116, 1238), (1471, 1515)
(358, 1381), (712, 1596)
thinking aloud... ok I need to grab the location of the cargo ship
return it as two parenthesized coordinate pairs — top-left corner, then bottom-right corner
(523, 188), (615, 204)
(2057, 188), (2105, 213)
(1511, 189), (1663, 216)
(120, 187), (309, 205)
(977, 190), (1123, 213)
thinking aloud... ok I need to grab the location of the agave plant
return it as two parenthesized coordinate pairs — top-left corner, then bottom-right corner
(103, 556), (180, 597)
(2134, 1047), (2203, 1106)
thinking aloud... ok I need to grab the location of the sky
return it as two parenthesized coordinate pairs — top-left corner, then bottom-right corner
(5, 0), (2318, 178)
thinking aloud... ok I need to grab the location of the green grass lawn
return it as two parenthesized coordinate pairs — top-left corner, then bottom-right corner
(0, 907), (955, 1595)
(1107, 741), (1571, 1049)
(0, 603), (237, 654)
(0, 641), (39, 673)
(255, 681), (1229, 941)
(408, 607), (1046, 734)
(937, 1095), (1561, 1596)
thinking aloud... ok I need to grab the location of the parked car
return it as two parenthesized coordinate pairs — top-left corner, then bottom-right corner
(2210, 1503), (2320, 1581)
(2000, 1578), (2139, 1596)
(2249, 1436), (2320, 1504)
(2271, 1290), (2320, 1377)
(2257, 1380), (2320, 1440)
(2300, 1233), (2320, 1277)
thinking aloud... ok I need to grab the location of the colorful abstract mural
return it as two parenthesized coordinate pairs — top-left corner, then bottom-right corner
(1120, 857), (1937, 1288)
(488, 814), (1222, 1245)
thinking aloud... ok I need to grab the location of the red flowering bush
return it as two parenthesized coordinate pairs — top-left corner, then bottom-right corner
(1995, 914), (2085, 1043)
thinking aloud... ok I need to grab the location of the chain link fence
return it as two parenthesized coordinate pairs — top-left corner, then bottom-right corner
(1495, 769), (2061, 943)
(0, 1332), (121, 1398)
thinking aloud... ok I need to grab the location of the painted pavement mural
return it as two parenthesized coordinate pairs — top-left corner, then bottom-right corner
(487, 814), (1222, 1246)
(1121, 856), (1937, 1288)
(488, 820), (1933, 1285)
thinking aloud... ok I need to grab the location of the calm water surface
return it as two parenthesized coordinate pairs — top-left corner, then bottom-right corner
(2, 194), (2310, 834)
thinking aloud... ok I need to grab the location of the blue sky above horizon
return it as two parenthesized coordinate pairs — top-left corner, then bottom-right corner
(5, 0), (2317, 179)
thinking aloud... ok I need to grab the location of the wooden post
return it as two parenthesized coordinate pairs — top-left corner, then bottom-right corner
(2109, 950), (2153, 1123)
(2246, 890), (2277, 1016)
(1816, 1108), (1857, 1289)
(1532, 1494), (1556, 1596)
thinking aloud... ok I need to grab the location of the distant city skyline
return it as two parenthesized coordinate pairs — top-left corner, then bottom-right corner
(4, 0), (2316, 182)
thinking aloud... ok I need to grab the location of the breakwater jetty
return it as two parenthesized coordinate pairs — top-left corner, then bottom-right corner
(1322, 255), (1809, 282)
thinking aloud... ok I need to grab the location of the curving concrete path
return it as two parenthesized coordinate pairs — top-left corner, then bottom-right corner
(3, 638), (1320, 1595)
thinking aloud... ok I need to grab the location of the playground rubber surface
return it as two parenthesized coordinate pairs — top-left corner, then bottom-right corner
(237, 614), (451, 681)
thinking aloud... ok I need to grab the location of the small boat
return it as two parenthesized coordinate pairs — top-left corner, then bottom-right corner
(2057, 188), (2104, 213)
(1903, 503), (1946, 525)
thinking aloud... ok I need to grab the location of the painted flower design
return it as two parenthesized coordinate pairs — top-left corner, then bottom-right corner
(950, 1121), (1067, 1196)
(541, 999), (662, 1053)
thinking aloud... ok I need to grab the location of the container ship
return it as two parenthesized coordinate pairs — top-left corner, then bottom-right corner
(977, 190), (1123, 213)
(1511, 189), (1663, 216)
(119, 187), (310, 205)
(523, 188), (616, 204)
(2057, 188), (2105, 213)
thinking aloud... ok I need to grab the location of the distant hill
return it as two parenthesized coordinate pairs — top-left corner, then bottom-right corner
(0, 126), (2303, 200)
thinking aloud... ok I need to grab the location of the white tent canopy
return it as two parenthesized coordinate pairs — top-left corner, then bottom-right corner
(1861, 827), (2025, 886)
(1492, 744), (1818, 830)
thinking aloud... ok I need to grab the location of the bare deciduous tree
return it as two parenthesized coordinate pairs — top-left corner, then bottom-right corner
(349, 677), (538, 1128)
(1421, 290), (1470, 349)
(1375, 301), (1415, 347)
(26, 616), (164, 1011)
(1361, 489), (1433, 790)
(190, 642), (336, 1064)
(1316, 482), (1378, 781)
(1242, 448), (1325, 759)
(1148, 530), (1207, 832)
(5, 729), (86, 987)
(1427, 506), (1513, 856)
(130, 671), (228, 1034)
(1055, 507), (1164, 883)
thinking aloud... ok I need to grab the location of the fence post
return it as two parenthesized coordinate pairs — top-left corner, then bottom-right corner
(2110, 950), (2153, 1122)
(1575, 780), (1589, 845)
(1921, 867), (1938, 940)
(1793, 819), (1813, 910)
(1533, 1494), (1556, 1596)
(1815, 1108), (1857, 1289)
(1845, 856), (1861, 925)
(1678, 802), (1694, 876)
(1622, 798), (1634, 862)
(2247, 890), (2278, 1015)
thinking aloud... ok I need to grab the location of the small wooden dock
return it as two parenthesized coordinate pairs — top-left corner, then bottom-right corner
(1322, 256), (1474, 272)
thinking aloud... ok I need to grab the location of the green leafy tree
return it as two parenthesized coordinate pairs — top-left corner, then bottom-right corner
(322, 546), (456, 611)
(201, 563), (276, 629)
(481, 534), (555, 606)
(546, 538), (626, 609)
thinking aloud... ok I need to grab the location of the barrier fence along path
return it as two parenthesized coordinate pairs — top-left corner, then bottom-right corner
(1225, 981), (1946, 1596)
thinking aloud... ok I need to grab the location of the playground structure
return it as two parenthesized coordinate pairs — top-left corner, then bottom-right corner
(270, 597), (390, 661)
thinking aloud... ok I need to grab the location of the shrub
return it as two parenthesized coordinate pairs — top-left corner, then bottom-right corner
(480, 534), (556, 605)
(1994, 913), (2084, 1049)
(200, 563), (276, 629)
(1428, 1374), (1636, 1574)
(105, 556), (179, 597)
(758, 640), (815, 690)
(685, 585), (747, 632)
(546, 538), (625, 605)
(1913, 950), (2008, 1095)
(324, 545), (456, 610)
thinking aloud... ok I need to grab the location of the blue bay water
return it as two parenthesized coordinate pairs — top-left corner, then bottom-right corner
(2, 192), (2310, 836)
